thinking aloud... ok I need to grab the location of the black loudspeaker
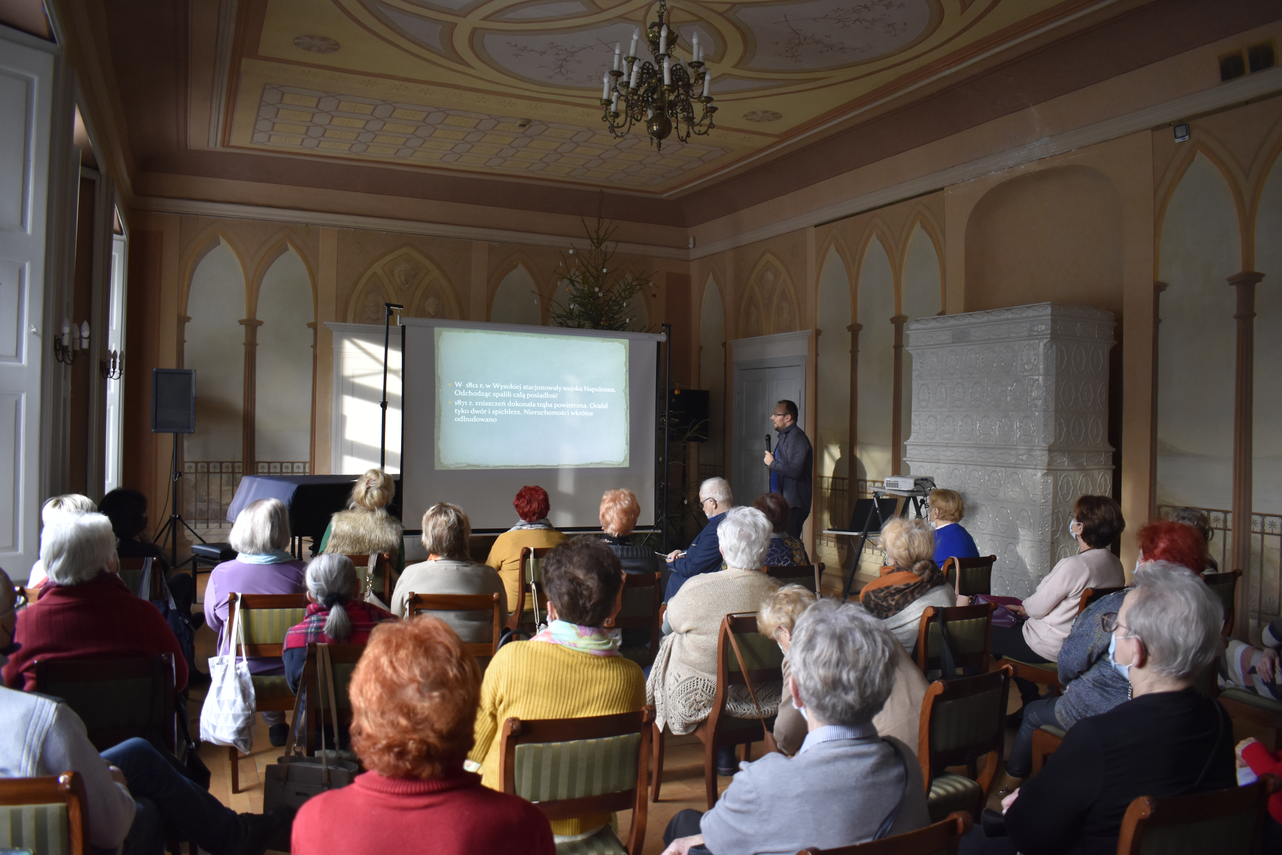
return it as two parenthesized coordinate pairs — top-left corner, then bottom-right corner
(152, 368), (196, 434)
(668, 389), (709, 442)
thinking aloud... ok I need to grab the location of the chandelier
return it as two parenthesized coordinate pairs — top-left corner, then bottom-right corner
(598, 0), (715, 150)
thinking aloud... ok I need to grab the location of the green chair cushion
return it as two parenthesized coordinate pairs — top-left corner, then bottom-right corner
(927, 773), (982, 823)
(555, 826), (627, 855)
(250, 674), (295, 702)
(0, 803), (70, 855)
(1219, 687), (1282, 713)
(513, 733), (641, 802)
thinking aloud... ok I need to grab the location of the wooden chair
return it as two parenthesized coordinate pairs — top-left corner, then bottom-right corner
(346, 552), (394, 606)
(1217, 689), (1282, 751)
(226, 592), (310, 794)
(914, 603), (995, 677)
(1029, 723), (1066, 775)
(1203, 570), (1240, 636)
(794, 810), (972, 855)
(918, 665), (1013, 822)
(940, 555), (997, 598)
(766, 563), (824, 594)
(652, 613), (784, 809)
(32, 654), (178, 752)
(1115, 773), (1280, 854)
(300, 642), (366, 755)
(116, 557), (166, 600)
(499, 709), (653, 855)
(1077, 585), (1124, 615)
(509, 546), (554, 631)
(405, 592), (503, 661)
(604, 571), (663, 667)
(0, 772), (87, 855)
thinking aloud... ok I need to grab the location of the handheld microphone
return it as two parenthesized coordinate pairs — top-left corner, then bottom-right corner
(765, 434), (772, 453)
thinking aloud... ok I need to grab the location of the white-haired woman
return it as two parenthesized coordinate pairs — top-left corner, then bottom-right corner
(647, 506), (780, 776)
(204, 498), (307, 745)
(661, 600), (930, 855)
(858, 517), (954, 649)
(283, 554), (396, 693)
(981, 563), (1234, 855)
(26, 493), (97, 589)
(319, 468), (405, 586)
(2, 513), (188, 692)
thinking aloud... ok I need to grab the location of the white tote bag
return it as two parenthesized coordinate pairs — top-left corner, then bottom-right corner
(199, 597), (257, 754)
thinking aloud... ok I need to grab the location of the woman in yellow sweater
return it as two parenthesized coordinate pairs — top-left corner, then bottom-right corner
(485, 485), (567, 618)
(470, 537), (645, 841)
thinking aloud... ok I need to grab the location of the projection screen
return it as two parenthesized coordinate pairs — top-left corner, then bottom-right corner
(401, 318), (664, 531)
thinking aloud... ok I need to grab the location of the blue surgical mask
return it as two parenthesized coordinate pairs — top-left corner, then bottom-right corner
(1068, 518), (1079, 538)
(1108, 632), (1131, 681)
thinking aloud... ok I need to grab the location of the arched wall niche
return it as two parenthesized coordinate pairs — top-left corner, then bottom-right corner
(1249, 149), (1282, 516)
(1156, 152), (1240, 512)
(346, 246), (462, 324)
(184, 240), (246, 463)
(741, 252), (798, 336)
(490, 263), (544, 325)
(698, 274), (726, 470)
(855, 235), (895, 482)
(255, 247), (315, 466)
(900, 221), (942, 465)
(248, 235), (318, 319)
(179, 230), (252, 322)
(816, 245), (852, 486)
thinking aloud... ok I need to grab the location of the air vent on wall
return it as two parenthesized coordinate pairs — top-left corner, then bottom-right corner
(1220, 40), (1275, 82)
(1247, 41), (1276, 74)
(1220, 51), (1246, 82)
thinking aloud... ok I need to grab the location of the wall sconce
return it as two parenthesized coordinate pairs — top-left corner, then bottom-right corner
(100, 349), (124, 380)
(53, 318), (89, 365)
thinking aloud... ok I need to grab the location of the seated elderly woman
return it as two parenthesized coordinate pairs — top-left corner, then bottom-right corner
(927, 488), (979, 570)
(1005, 518), (1209, 778)
(599, 487), (665, 648)
(760, 584), (926, 756)
(204, 498), (307, 744)
(2, 513), (188, 692)
(283, 554), (395, 693)
(991, 494), (1125, 710)
(390, 503), (506, 643)
(470, 537), (644, 842)
(485, 486), (567, 617)
(648, 506), (781, 776)
(972, 564), (1234, 855)
(1165, 506), (1219, 573)
(858, 517), (954, 649)
(291, 618), (553, 855)
(99, 487), (199, 626)
(661, 600), (930, 855)
(319, 468), (405, 589)
(753, 493), (809, 567)
(26, 493), (96, 588)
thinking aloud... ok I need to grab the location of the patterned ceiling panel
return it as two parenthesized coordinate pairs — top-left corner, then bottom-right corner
(220, 0), (1111, 194)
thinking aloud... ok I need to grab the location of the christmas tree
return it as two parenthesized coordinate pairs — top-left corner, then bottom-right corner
(549, 217), (653, 331)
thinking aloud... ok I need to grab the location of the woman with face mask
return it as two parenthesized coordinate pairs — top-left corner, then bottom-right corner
(1004, 519), (1209, 779)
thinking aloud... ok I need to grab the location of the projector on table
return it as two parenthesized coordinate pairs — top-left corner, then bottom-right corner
(883, 476), (916, 491)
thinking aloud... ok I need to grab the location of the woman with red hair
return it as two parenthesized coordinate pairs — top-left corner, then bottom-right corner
(1005, 518), (1210, 778)
(291, 618), (553, 855)
(485, 486), (567, 619)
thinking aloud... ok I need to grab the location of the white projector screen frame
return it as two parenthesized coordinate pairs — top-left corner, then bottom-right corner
(401, 318), (664, 532)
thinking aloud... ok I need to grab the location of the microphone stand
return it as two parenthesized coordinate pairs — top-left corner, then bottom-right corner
(379, 303), (403, 469)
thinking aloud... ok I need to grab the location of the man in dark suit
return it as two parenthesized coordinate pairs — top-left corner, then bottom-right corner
(764, 399), (813, 537)
(663, 477), (732, 601)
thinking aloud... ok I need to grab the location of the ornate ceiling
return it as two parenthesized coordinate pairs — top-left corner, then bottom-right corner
(222, 0), (1114, 194)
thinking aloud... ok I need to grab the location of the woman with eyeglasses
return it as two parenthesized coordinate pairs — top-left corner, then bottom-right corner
(1004, 519), (1209, 779)
(969, 563), (1234, 855)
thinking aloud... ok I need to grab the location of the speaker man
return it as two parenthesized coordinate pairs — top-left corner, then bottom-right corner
(763, 399), (813, 538)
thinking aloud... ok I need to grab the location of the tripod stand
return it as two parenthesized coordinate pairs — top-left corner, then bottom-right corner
(153, 433), (206, 571)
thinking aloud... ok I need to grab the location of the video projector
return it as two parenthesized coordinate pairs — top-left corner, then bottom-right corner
(883, 475), (936, 493)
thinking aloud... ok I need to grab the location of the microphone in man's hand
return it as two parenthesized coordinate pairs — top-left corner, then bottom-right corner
(765, 434), (772, 453)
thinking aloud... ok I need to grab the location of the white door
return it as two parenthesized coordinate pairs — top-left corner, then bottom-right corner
(0, 28), (55, 579)
(733, 362), (804, 506)
(104, 230), (128, 493)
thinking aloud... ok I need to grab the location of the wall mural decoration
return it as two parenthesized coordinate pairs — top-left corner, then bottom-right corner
(347, 247), (462, 323)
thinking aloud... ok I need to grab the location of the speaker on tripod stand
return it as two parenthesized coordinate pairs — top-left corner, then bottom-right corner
(151, 369), (205, 570)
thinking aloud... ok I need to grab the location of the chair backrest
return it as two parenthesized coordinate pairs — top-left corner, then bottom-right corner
(0, 772), (86, 855)
(918, 665), (1012, 797)
(32, 654), (177, 752)
(510, 547), (555, 630)
(345, 552), (393, 604)
(1202, 570), (1240, 636)
(1115, 773), (1279, 855)
(766, 563), (823, 594)
(405, 592), (502, 659)
(795, 810), (972, 854)
(499, 709), (653, 855)
(301, 643), (366, 753)
(940, 556), (997, 598)
(915, 603), (995, 675)
(115, 557), (164, 600)
(709, 613), (785, 735)
(1077, 585), (1125, 615)
(232, 593), (311, 657)
(604, 572), (663, 666)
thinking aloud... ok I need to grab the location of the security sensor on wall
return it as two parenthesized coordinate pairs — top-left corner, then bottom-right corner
(1174, 123), (1191, 142)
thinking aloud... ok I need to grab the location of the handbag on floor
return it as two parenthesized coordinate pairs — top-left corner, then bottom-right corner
(263, 644), (360, 816)
(198, 597), (256, 755)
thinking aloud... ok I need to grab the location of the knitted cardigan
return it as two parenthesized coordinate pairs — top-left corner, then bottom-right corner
(646, 567), (781, 735)
(322, 508), (405, 573)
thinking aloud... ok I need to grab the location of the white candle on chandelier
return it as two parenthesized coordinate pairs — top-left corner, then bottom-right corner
(659, 24), (668, 54)
(663, 56), (671, 85)
(630, 62), (640, 89)
(692, 32), (699, 62)
(602, 71), (611, 100)
(702, 70), (711, 97)
(61, 317), (70, 348)
(630, 27), (639, 58)
(79, 320), (89, 349)
(610, 91), (619, 112)
(613, 43), (621, 71)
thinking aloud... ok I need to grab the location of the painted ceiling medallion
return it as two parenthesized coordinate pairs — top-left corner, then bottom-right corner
(293, 34), (341, 53)
(736, 0), (931, 70)
(743, 110), (783, 122)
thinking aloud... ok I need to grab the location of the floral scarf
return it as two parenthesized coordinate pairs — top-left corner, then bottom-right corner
(531, 619), (620, 657)
(861, 560), (947, 620)
(508, 517), (554, 533)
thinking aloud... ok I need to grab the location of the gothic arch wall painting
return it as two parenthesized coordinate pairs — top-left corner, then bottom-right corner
(1156, 152), (1240, 512)
(816, 246), (852, 542)
(183, 241), (246, 464)
(1252, 151), (1282, 518)
(699, 275), (726, 468)
(347, 247), (462, 324)
(490, 263), (544, 326)
(254, 247), (315, 469)
(900, 223), (942, 465)
(856, 236), (895, 482)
